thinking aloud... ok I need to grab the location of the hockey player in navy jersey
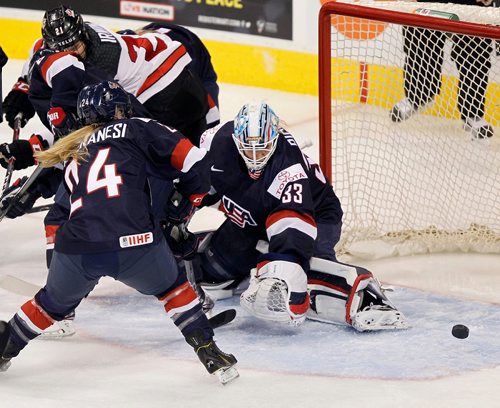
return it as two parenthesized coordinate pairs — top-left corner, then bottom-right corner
(0, 81), (238, 383)
(187, 102), (408, 331)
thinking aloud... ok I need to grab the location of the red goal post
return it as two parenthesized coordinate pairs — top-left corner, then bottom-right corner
(318, 1), (500, 259)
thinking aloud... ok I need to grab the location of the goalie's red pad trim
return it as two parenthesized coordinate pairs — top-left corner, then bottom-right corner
(289, 293), (310, 316)
(308, 278), (349, 295)
(345, 273), (373, 325)
(21, 299), (54, 331)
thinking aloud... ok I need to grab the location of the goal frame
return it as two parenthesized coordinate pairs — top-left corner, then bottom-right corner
(318, 1), (500, 179)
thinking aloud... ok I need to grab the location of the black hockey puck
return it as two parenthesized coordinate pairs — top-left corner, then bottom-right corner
(452, 324), (469, 339)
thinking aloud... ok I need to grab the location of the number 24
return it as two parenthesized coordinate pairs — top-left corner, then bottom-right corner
(65, 148), (123, 214)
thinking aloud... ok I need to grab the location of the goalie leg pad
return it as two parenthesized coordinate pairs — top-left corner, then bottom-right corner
(307, 257), (409, 330)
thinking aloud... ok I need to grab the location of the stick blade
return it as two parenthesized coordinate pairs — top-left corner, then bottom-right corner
(0, 275), (41, 297)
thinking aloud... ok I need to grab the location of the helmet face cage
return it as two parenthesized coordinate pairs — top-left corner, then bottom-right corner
(233, 102), (280, 172)
(42, 5), (85, 51)
(77, 81), (133, 126)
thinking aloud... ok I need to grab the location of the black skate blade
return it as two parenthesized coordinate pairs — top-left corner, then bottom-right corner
(208, 309), (236, 329)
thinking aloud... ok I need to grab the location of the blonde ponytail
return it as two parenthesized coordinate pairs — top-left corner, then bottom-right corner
(35, 124), (101, 168)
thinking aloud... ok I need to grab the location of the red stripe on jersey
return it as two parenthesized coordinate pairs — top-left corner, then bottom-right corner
(33, 38), (44, 53)
(171, 138), (194, 171)
(207, 93), (216, 109)
(308, 278), (349, 295)
(21, 299), (54, 330)
(45, 225), (60, 245)
(160, 282), (198, 313)
(266, 210), (316, 229)
(136, 45), (187, 98)
(40, 51), (79, 84)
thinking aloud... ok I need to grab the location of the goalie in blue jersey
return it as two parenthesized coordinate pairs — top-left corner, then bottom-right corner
(183, 101), (409, 331)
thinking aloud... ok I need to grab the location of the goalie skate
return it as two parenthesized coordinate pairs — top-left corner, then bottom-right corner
(352, 304), (409, 332)
(39, 319), (76, 339)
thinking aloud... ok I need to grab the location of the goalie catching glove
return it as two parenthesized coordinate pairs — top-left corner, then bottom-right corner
(0, 134), (48, 170)
(240, 255), (309, 326)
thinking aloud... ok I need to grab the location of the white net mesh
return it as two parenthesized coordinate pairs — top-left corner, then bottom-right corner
(320, 1), (500, 259)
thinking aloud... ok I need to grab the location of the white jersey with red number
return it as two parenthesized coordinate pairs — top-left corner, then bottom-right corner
(86, 23), (192, 103)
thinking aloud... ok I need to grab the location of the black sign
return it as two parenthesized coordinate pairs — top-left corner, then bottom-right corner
(0, 0), (293, 40)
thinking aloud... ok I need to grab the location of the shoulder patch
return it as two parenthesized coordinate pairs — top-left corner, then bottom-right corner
(267, 163), (308, 199)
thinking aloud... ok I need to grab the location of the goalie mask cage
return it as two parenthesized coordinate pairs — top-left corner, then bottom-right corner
(319, 1), (500, 259)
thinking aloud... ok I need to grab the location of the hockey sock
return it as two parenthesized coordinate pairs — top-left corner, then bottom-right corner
(158, 281), (214, 340)
(8, 298), (55, 352)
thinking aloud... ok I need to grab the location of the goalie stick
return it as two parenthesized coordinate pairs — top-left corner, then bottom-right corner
(1, 113), (22, 197)
(0, 274), (237, 329)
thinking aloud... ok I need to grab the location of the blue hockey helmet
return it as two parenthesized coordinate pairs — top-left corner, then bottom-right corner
(233, 102), (280, 173)
(42, 5), (86, 51)
(77, 81), (132, 125)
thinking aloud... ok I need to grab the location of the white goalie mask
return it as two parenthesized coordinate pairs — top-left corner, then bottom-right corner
(233, 102), (280, 176)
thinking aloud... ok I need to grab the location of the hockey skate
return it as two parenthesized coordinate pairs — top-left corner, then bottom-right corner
(186, 330), (239, 385)
(39, 311), (76, 339)
(0, 321), (22, 372)
(463, 117), (494, 139)
(352, 304), (409, 332)
(39, 318), (76, 339)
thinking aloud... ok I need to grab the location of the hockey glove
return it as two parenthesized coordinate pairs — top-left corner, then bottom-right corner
(163, 222), (199, 261)
(0, 135), (48, 170)
(0, 176), (41, 219)
(2, 77), (35, 128)
(47, 107), (79, 139)
(165, 189), (196, 225)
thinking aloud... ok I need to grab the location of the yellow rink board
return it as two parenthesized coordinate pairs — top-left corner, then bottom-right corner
(0, 17), (498, 125)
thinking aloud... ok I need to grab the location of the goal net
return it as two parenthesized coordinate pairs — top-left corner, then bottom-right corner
(319, 1), (500, 259)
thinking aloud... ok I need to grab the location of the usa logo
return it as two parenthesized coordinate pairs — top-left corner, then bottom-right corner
(221, 196), (257, 228)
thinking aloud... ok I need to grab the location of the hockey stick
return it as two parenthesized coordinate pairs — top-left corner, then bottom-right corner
(26, 203), (53, 214)
(0, 274), (40, 297)
(0, 164), (43, 222)
(1, 113), (23, 196)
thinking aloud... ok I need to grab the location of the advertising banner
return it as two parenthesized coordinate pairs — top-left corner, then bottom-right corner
(0, 0), (293, 40)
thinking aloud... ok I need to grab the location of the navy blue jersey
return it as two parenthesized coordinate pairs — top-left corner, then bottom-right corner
(28, 50), (150, 135)
(29, 50), (112, 131)
(200, 122), (343, 264)
(55, 118), (209, 254)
